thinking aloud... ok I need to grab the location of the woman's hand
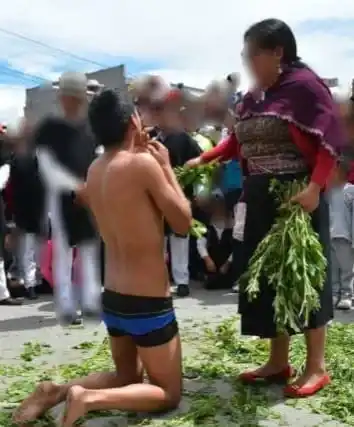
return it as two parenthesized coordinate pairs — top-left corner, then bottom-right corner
(185, 157), (202, 168)
(291, 182), (320, 213)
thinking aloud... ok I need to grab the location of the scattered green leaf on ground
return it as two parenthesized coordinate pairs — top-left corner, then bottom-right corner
(1, 318), (354, 426)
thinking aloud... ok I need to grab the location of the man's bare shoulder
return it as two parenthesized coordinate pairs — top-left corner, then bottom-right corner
(88, 152), (158, 185)
(87, 155), (105, 180)
(131, 151), (159, 172)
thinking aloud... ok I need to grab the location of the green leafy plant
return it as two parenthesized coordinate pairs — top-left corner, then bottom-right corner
(174, 162), (219, 238)
(2, 318), (354, 425)
(240, 179), (327, 333)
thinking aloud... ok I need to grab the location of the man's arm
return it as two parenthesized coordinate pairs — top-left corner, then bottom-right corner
(137, 153), (192, 236)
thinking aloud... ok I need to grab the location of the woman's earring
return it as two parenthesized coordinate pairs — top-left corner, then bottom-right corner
(277, 62), (283, 75)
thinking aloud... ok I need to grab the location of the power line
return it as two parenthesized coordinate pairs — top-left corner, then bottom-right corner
(0, 27), (140, 82)
(0, 27), (108, 69)
(0, 65), (45, 84)
(0, 27), (156, 93)
(0, 72), (37, 86)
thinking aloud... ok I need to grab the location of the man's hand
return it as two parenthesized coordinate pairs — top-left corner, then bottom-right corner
(133, 130), (150, 153)
(147, 140), (170, 167)
(204, 256), (216, 273)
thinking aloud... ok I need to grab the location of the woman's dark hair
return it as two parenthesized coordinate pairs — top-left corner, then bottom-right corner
(244, 18), (300, 66)
(337, 155), (351, 178)
(88, 89), (134, 148)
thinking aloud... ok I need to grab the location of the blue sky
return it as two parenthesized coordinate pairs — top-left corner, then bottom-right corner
(1, 0), (354, 123)
(0, 16), (352, 90)
(296, 18), (354, 36)
(0, 55), (165, 88)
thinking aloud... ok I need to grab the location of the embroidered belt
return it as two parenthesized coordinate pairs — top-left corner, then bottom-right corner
(247, 155), (307, 176)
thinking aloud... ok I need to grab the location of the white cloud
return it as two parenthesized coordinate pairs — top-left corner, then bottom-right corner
(1, 0), (354, 121)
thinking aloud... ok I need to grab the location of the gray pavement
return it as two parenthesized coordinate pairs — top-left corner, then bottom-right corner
(0, 283), (351, 426)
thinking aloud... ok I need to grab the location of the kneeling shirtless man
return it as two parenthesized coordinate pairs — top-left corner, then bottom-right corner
(13, 89), (191, 427)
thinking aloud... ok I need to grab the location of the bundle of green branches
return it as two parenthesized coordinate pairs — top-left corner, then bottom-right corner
(190, 218), (208, 239)
(174, 162), (218, 238)
(239, 179), (327, 333)
(174, 162), (219, 190)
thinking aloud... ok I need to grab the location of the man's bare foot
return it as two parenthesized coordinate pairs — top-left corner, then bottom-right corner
(62, 386), (87, 427)
(12, 381), (62, 424)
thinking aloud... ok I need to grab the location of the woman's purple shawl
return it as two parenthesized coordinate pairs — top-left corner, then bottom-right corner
(236, 67), (345, 155)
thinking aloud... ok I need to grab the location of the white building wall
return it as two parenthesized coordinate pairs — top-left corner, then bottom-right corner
(25, 65), (127, 125)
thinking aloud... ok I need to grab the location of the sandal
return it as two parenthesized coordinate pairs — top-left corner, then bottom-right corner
(283, 374), (330, 398)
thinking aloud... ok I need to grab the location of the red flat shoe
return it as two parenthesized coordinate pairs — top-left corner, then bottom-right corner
(238, 365), (295, 385)
(284, 374), (330, 398)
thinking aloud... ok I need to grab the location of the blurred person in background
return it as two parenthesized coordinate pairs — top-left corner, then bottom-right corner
(0, 125), (22, 305)
(335, 84), (354, 183)
(185, 75), (245, 290)
(196, 190), (234, 290)
(328, 157), (354, 310)
(135, 78), (202, 297)
(156, 93), (201, 297)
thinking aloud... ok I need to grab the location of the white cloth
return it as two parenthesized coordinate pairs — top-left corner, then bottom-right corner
(78, 241), (101, 311)
(37, 147), (82, 192)
(49, 190), (101, 317)
(168, 234), (190, 285)
(39, 142), (101, 320)
(0, 164), (10, 190)
(233, 202), (247, 241)
(197, 222), (233, 262)
(49, 189), (76, 314)
(0, 259), (10, 300)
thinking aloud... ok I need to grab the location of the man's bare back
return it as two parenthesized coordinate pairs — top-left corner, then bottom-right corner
(86, 149), (168, 296)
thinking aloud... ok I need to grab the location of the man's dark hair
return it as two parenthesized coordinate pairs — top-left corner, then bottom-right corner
(88, 89), (134, 148)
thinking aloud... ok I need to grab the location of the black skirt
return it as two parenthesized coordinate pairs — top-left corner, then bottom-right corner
(238, 173), (333, 338)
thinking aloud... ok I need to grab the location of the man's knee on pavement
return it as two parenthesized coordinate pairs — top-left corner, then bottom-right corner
(154, 380), (182, 411)
(164, 388), (182, 410)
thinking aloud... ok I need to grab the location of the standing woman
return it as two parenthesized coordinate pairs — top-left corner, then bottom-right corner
(188, 19), (344, 397)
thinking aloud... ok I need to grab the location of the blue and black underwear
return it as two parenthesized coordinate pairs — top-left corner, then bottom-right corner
(102, 290), (178, 347)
